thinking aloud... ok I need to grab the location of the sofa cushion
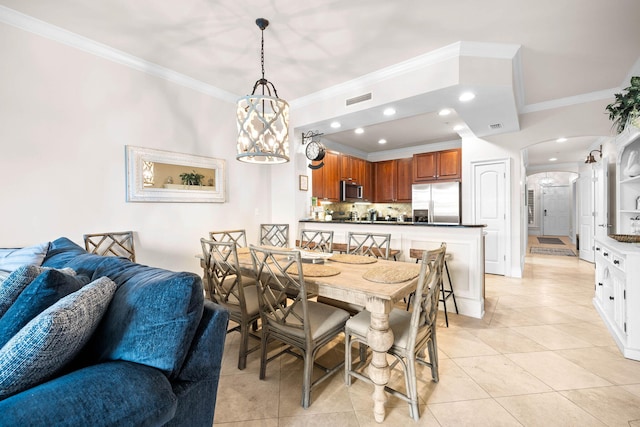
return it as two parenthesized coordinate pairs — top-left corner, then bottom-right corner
(84, 259), (204, 378)
(0, 242), (50, 273)
(41, 237), (88, 269)
(0, 276), (117, 400)
(0, 265), (44, 318)
(0, 269), (90, 348)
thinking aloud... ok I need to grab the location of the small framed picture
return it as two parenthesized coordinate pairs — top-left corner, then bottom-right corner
(299, 175), (309, 191)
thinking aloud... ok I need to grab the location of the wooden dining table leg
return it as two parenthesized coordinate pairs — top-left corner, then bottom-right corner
(365, 298), (394, 423)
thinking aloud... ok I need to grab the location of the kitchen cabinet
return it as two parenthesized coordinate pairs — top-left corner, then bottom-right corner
(311, 151), (340, 201)
(374, 158), (412, 202)
(363, 161), (374, 202)
(413, 148), (461, 183)
(615, 125), (640, 235)
(340, 155), (367, 185)
(593, 237), (640, 361)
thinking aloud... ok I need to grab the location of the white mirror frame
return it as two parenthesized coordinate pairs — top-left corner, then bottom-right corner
(126, 145), (226, 203)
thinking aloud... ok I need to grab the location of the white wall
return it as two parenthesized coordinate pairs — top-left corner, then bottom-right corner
(0, 22), (272, 274)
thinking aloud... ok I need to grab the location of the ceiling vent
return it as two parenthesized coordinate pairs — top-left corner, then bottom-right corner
(488, 123), (503, 130)
(346, 93), (372, 106)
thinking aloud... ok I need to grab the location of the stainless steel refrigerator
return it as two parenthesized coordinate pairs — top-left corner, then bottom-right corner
(412, 182), (461, 224)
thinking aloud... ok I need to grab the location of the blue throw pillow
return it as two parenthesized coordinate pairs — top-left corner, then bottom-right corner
(0, 276), (117, 401)
(0, 242), (50, 273)
(0, 265), (44, 319)
(0, 269), (90, 348)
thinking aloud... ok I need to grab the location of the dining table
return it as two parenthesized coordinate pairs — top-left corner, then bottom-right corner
(233, 247), (422, 423)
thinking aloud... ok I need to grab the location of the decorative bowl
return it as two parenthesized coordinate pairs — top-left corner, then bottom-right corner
(608, 234), (640, 243)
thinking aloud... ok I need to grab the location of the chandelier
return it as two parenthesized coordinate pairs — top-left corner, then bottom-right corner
(236, 18), (290, 164)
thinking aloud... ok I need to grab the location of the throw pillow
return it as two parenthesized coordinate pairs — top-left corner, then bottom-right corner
(0, 265), (44, 319)
(0, 269), (90, 348)
(0, 276), (117, 400)
(0, 242), (50, 273)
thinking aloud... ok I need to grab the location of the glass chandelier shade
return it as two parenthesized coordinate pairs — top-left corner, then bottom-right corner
(236, 18), (290, 164)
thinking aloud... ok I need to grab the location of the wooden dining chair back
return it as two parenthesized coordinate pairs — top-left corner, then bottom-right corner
(201, 238), (260, 370)
(209, 229), (248, 248)
(259, 224), (289, 247)
(83, 231), (135, 262)
(346, 232), (391, 259)
(345, 242), (446, 421)
(298, 229), (334, 253)
(249, 244), (350, 409)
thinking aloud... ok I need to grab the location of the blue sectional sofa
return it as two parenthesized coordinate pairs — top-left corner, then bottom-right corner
(0, 237), (229, 426)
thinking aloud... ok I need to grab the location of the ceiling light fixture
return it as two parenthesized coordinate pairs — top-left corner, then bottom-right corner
(556, 137), (567, 143)
(383, 108), (396, 116)
(585, 145), (602, 164)
(378, 139), (387, 144)
(354, 128), (364, 134)
(439, 109), (452, 116)
(330, 121), (341, 129)
(549, 157), (557, 162)
(459, 92), (476, 102)
(236, 18), (289, 164)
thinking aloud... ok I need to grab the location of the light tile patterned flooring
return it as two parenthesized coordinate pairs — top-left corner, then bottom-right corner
(213, 239), (640, 426)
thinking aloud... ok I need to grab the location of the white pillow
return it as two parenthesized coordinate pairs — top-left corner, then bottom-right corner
(0, 242), (50, 273)
(0, 276), (117, 400)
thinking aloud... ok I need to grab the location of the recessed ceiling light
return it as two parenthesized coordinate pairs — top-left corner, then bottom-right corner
(556, 137), (567, 143)
(383, 108), (396, 116)
(459, 92), (476, 102)
(378, 139), (387, 144)
(330, 121), (341, 129)
(354, 128), (364, 134)
(439, 109), (452, 116)
(549, 157), (557, 162)
(453, 125), (464, 131)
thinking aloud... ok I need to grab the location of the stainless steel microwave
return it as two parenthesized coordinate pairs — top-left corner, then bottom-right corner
(341, 180), (363, 201)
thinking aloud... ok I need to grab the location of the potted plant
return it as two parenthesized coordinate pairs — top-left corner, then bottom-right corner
(179, 170), (205, 186)
(606, 76), (640, 134)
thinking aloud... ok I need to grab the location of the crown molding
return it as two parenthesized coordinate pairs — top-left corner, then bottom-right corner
(0, 5), (238, 104)
(521, 88), (614, 114)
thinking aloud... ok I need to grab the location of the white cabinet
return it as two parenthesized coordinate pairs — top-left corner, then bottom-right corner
(615, 125), (640, 234)
(593, 237), (640, 360)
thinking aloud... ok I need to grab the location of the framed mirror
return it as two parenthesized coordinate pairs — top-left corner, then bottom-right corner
(126, 145), (226, 203)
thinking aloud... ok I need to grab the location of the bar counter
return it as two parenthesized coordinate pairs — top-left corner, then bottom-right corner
(298, 219), (486, 319)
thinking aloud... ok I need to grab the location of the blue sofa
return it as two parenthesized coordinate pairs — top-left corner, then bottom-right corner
(0, 237), (229, 426)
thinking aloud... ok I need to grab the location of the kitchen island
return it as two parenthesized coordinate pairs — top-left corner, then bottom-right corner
(298, 219), (486, 319)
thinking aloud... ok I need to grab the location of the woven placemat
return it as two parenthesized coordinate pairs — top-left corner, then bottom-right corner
(236, 247), (250, 255)
(287, 263), (341, 277)
(329, 254), (378, 264)
(362, 264), (421, 284)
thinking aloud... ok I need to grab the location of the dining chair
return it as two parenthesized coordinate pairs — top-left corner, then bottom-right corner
(298, 229), (334, 252)
(344, 242), (446, 421)
(83, 231), (136, 262)
(201, 238), (261, 370)
(347, 232), (392, 260)
(259, 224), (289, 247)
(249, 244), (350, 409)
(209, 229), (248, 248)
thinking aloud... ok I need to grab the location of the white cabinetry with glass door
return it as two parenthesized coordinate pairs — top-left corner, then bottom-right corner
(593, 237), (640, 360)
(616, 125), (640, 234)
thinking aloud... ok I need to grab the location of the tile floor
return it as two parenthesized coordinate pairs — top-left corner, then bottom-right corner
(213, 238), (640, 426)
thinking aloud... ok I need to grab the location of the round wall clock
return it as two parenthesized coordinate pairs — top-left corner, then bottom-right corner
(305, 141), (326, 162)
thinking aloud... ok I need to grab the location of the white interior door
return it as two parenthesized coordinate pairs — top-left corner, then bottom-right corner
(473, 161), (506, 275)
(542, 185), (571, 236)
(593, 158), (610, 239)
(578, 173), (594, 262)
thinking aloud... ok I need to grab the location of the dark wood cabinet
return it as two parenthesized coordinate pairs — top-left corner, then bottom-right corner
(311, 151), (340, 201)
(413, 148), (461, 182)
(374, 158), (413, 202)
(363, 161), (373, 202)
(339, 154), (366, 185)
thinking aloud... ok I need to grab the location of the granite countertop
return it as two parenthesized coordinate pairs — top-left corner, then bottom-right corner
(299, 219), (486, 228)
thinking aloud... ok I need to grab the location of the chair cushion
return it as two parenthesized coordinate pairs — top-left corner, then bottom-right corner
(0, 268), (90, 348)
(271, 301), (349, 341)
(0, 265), (43, 319)
(41, 237), (88, 269)
(0, 242), (50, 273)
(0, 276), (117, 400)
(346, 308), (413, 349)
